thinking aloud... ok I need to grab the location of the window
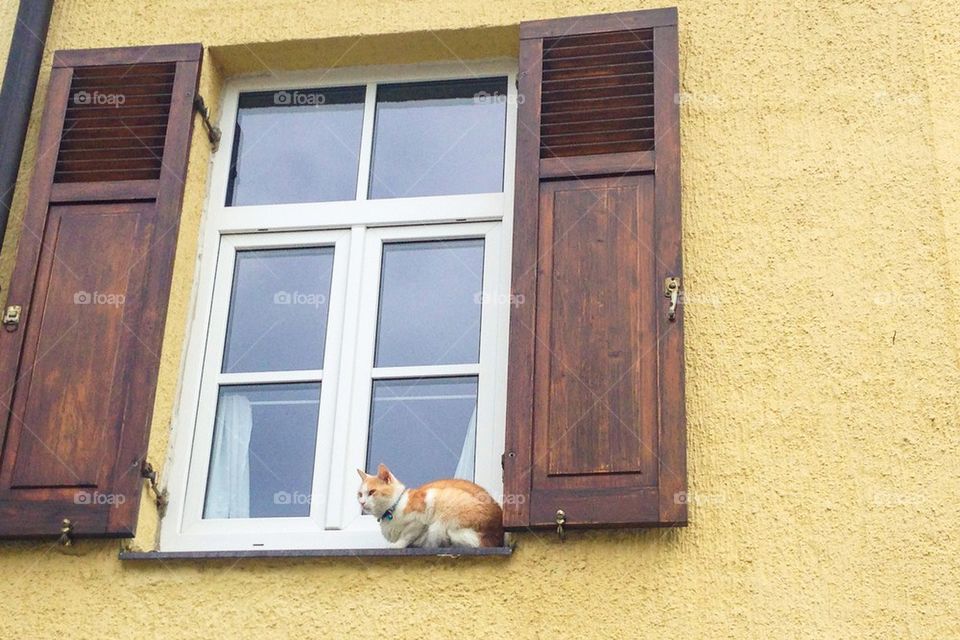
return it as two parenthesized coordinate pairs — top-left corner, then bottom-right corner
(0, 8), (684, 546)
(163, 62), (516, 551)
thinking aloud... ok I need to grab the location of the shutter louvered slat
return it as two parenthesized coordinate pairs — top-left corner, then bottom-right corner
(542, 62), (654, 83)
(67, 114), (170, 127)
(544, 29), (655, 48)
(541, 116), (654, 137)
(542, 71), (654, 91)
(539, 29), (656, 159)
(53, 62), (176, 184)
(540, 104), (655, 125)
(542, 84), (652, 103)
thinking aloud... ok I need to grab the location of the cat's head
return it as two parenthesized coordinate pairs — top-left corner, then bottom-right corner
(356, 463), (402, 515)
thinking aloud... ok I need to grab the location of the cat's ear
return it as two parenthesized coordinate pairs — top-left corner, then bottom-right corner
(356, 468), (368, 480)
(377, 463), (392, 483)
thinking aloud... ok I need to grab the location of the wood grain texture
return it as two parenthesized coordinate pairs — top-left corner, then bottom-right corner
(539, 176), (656, 479)
(49, 179), (159, 203)
(504, 9), (685, 530)
(53, 43), (202, 68)
(0, 45), (201, 539)
(502, 36), (542, 529)
(7, 204), (143, 489)
(520, 7), (676, 40)
(539, 151), (655, 179)
(652, 23), (687, 525)
(527, 176), (660, 528)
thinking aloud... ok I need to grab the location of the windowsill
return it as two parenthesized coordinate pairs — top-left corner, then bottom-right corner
(119, 546), (513, 560)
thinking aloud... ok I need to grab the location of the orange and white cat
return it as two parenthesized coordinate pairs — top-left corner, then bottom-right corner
(357, 464), (504, 548)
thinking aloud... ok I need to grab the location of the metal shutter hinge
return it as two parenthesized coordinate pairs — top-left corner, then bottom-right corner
(140, 461), (168, 517)
(193, 95), (222, 150)
(555, 509), (566, 542)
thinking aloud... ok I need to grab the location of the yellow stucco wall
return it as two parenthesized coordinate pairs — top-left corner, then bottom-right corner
(0, 0), (958, 637)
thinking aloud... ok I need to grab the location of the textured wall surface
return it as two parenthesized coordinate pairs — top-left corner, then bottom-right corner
(0, 0), (958, 637)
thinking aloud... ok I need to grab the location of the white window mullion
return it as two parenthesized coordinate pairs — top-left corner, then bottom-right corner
(474, 222), (504, 500)
(324, 225), (369, 530)
(216, 370), (323, 385)
(354, 82), (377, 201)
(307, 231), (352, 532)
(217, 193), (505, 234)
(371, 364), (480, 379)
(330, 224), (383, 530)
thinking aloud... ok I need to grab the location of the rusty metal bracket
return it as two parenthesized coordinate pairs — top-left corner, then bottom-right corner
(141, 461), (168, 517)
(193, 95), (221, 150)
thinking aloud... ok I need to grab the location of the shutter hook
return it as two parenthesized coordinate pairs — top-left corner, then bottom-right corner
(58, 519), (73, 546)
(2, 305), (22, 331)
(555, 509), (566, 542)
(664, 277), (680, 321)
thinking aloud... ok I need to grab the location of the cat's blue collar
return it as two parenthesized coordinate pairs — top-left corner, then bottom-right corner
(378, 489), (407, 522)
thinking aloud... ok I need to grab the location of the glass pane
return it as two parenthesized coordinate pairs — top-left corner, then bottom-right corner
(222, 247), (334, 373)
(227, 86), (365, 206)
(368, 77), (507, 199)
(204, 383), (320, 519)
(375, 239), (483, 367)
(366, 377), (478, 488)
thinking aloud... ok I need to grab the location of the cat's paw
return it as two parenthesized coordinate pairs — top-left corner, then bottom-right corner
(390, 540), (411, 549)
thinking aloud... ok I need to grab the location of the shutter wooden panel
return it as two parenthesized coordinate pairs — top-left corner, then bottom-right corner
(0, 44), (201, 538)
(503, 8), (686, 530)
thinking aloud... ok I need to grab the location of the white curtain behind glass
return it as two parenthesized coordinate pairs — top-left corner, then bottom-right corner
(204, 394), (254, 518)
(454, 406), (477, 480)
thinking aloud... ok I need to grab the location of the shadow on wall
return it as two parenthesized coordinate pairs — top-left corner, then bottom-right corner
(210, 26), (520, 76)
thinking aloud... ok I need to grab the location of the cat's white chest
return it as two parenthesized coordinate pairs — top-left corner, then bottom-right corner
(378, 516), (405, 542)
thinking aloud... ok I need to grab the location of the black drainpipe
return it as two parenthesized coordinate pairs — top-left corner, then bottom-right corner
(0, 0), (55, 251)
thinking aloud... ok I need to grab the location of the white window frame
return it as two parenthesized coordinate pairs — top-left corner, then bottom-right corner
(161, 60), (517, 551)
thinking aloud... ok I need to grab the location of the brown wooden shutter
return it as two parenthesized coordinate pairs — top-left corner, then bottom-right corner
(0, 44), (202, 538)
(503, 8), (686, 530)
